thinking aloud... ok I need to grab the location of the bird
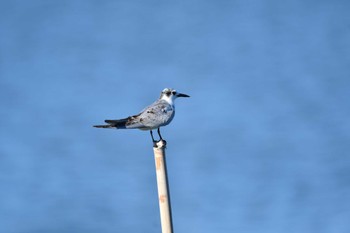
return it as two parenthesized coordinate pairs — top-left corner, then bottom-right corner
(93, 88), (190, 143)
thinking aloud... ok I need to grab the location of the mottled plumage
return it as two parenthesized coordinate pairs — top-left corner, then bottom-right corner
(94, 88), (189, 142)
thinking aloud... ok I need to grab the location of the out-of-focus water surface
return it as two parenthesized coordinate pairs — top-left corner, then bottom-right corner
(1, 1), (350, 232)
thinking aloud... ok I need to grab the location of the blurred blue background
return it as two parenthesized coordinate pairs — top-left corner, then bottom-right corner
(1, 0), (350, 232)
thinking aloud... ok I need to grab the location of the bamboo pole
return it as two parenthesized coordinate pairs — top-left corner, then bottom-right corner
(153, 140), (174, 233)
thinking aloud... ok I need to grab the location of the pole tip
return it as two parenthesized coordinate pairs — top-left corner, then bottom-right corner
(153, 140), (167, 149)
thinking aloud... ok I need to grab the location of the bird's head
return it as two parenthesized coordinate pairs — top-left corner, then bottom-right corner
(160, 88), (190, 104)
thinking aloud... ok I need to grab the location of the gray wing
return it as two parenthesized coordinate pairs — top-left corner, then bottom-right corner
(99, 100), (175, 130)
(133, 100), (174, 129)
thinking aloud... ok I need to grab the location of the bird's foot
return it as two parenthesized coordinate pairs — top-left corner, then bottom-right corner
(153, 139), (167, 148)
(161, 139), (167, 147)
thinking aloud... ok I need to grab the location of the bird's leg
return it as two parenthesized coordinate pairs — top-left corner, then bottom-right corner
(158, 128), (167, 145)
(157, 128), (163, 140)
(151, 130), (160, 148)
(150, 130), (156, 142)
(157, 128), (166, 146)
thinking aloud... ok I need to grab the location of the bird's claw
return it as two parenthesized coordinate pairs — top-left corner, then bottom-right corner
(153, 139), (167, 148)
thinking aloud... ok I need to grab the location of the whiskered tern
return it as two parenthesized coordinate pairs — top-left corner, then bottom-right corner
(93, 88), (190, 143)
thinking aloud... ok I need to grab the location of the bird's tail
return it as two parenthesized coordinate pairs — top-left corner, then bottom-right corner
(93, 118), (128, 129)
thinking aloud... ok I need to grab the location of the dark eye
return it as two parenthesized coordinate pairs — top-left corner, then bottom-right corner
(172, 91), (176, 95)
(166, 91), (171, 96)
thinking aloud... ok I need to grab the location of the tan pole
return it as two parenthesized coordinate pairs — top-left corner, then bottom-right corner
(153, 140), (174, 233)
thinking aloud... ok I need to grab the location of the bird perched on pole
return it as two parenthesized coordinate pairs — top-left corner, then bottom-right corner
(93, 88), (190, 143)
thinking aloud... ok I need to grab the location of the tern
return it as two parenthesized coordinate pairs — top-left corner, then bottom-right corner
(93, 88), (190, 143)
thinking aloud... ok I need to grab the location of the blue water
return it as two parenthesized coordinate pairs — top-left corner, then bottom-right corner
(1, 1), (350, 232)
